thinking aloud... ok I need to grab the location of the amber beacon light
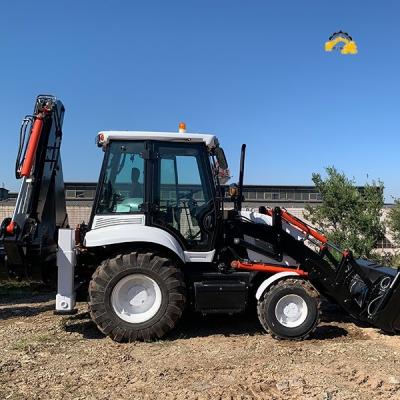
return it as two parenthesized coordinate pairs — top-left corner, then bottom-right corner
(178, 122), (186, 133)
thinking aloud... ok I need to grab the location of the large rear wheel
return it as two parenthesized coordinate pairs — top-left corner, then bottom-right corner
(89, 252), (186, 342)
(257, 278), (320, 340)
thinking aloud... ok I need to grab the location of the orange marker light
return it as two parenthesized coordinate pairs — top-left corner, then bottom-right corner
(178, 122), (186, 133)
(6, 221), (16, 235)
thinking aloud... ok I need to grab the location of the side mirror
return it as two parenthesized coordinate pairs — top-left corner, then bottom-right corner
(213, 146), (231, 184)
(214, 147), (228, 170)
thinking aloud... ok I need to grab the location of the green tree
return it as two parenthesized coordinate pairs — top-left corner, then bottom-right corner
(387, 199), (400, 246)
(304, 166), (385, 258)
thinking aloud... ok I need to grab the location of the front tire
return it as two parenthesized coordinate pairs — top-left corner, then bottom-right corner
(89, 252), (186, 342)
(257, 278), (320, 340)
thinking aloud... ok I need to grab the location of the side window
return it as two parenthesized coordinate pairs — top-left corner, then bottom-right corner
(159, 154), (209, 208)
(97, 141), (145, 214)
(176, 156), (206, 204)
(160, 158), (177, 206)
(156, 145), (212, 246)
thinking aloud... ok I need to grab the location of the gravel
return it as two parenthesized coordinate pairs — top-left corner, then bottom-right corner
(1, 292), (400, 399)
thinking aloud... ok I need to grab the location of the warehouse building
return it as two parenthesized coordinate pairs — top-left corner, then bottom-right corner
(0, 182), (396, 251)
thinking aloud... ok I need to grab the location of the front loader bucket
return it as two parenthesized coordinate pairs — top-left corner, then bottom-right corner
(354, 260), (400, 333)
(310, 255), (400, 334)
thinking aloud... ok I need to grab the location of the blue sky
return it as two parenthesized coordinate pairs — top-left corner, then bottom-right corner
(1, 1), (399, 200)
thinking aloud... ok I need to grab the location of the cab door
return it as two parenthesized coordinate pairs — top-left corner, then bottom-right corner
(151, 142), (218, 251)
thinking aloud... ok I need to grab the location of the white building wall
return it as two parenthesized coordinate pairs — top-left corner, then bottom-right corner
(0, 205), (15, 222)
(0, 204), (92, 229)
(1, 201), (398, 252)
(66, 206), (92, 227)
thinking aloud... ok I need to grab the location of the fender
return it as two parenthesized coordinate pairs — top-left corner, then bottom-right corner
(85, 216), (186, 262)
(255, 271), (300, 301)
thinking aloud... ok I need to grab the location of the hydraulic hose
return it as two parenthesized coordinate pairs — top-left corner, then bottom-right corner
(15, 116), (33, 179)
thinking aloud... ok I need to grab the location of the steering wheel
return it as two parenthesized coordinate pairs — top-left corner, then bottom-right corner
(110, 191), (124, 211)
(187, 197), (198, 217)
(176, 190), (198, 215)
(193, 199), (215, 232)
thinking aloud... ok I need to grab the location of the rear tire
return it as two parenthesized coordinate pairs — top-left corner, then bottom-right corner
(89, 252), (186, 342)
(257, 278), (320, 340)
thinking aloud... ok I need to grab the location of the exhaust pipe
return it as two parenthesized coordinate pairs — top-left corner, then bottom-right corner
(236, 144), (246, 211)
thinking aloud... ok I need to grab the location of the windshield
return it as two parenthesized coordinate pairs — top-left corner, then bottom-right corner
(96, 141), (145, 214)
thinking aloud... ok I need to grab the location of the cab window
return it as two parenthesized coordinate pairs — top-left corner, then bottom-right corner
(154, 143), (215, 249)
(97, 141), (145, 214)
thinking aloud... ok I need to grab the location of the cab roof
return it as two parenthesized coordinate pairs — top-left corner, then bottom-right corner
(98, 131), (218, 148)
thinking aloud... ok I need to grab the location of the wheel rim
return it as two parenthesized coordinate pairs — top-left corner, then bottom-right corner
(274, 294), (308, 328)
(111, 274), (162, 324)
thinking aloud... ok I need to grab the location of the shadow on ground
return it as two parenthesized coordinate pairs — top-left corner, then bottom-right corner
(63, 311), (265, 341)
(0, 300), (55, 320)
(64, 306), (350, 342)
(0, 292), (54, 305)
(0, 289), (363, 341)
(320, 299), (370, 328)
(312, 325), (348, 340)
(0, 281), (56, 320)
(64, 311), (105, 339)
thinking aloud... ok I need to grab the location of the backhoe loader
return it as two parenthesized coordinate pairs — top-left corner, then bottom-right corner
(1, 95), (400, 341)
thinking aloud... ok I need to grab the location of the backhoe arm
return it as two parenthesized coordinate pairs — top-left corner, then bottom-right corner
(0, 95), (68, 281)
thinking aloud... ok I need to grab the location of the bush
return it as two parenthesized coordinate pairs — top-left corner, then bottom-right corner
(305, 166), (385, 259)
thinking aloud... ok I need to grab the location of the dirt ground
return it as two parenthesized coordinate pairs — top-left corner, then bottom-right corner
(0, 291), (400, 400)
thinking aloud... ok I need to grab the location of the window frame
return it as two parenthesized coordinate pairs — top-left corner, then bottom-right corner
(90, 140), (148, 224)
(151, 141), (217, 251)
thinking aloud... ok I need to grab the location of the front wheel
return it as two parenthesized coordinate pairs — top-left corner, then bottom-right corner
(257, 278), (320, 340)
(89, 252), (186, 342)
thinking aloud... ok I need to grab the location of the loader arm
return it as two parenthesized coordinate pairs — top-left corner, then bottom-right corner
(228, 206), (400, 333)
(0, 95), (68, 281)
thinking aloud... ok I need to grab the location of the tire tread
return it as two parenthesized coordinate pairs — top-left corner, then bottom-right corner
(257, 278), (320, 341)
(89, 251), (186, 342)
